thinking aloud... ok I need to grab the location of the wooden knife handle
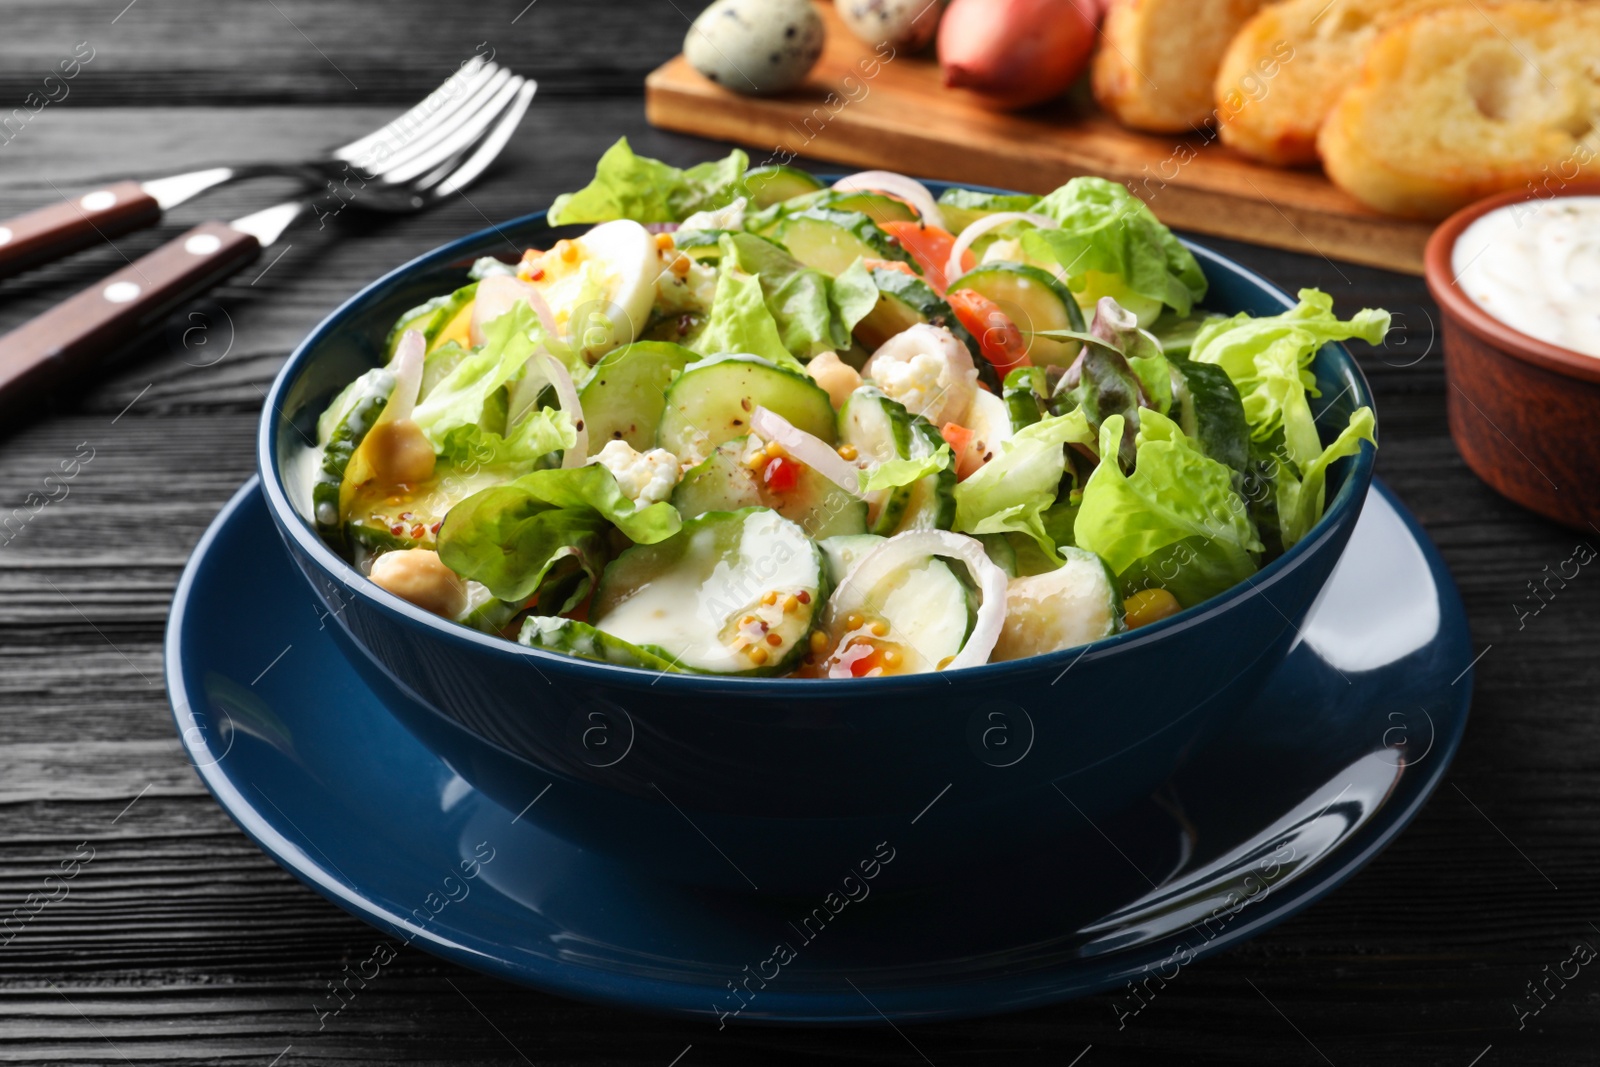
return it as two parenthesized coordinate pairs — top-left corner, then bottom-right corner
(0, 221), (261, 412)
(0, 181), (163, 279)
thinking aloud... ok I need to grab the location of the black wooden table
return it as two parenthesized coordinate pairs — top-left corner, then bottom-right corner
(2, 2), (1596, 1064)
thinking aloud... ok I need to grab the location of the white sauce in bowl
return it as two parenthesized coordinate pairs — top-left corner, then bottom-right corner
(1452, 196), (1600, 360)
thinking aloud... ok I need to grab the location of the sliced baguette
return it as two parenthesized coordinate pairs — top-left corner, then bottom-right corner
(1215, 0), (1467, 166)
(1092, 0), (1274, 133)
(1319, 1), (1600, 219)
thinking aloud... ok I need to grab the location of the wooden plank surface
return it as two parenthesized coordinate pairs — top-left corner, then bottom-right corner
(645, 0), (1435, 275)
(1, 0), (1598, 1063)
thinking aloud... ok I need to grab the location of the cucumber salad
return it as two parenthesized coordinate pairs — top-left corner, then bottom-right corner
(300, 139), (1386, 679)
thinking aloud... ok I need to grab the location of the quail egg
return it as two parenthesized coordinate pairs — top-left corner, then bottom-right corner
(685, 0), (825, 96)
(838, 0), (946, 52)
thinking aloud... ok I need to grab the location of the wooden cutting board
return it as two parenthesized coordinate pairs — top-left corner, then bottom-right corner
(645, 1), (1432, 276)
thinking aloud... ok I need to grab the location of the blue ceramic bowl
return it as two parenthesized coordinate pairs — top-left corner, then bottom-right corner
(258, 185), (1376, 894)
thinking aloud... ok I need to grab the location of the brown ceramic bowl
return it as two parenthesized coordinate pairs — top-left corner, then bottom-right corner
(1425, 181), (1600, 531)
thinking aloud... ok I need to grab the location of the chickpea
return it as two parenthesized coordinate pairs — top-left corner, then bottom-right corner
(1123, 588), (1182, 630)
(806, 350), (862, 410)
(364, 419), (436, 486)
(369, 549), (467, 618)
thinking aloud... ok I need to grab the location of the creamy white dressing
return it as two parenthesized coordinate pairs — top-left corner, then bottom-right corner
(1453, 196), (1600, 360)
(285, 444), (323, 525)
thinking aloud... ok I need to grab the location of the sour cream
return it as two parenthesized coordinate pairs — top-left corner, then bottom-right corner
(1452, 196), (1600, 360)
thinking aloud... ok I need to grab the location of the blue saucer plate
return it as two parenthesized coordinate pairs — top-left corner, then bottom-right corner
(166, 478), (1471, 1025)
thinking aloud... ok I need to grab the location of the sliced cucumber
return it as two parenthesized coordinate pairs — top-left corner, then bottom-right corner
(1171, 356), (1250, 475)
(312, 370), (394, 539)
(819, 191), (918, 227)
(818, 533), (884, 587)
(519, 616), (684, 672)
(460, 582), (523, 638)
(948, 263), (1086, 367)
(976, 533), (1019, 578)
(671, 229), (733, 262)
(342, 462), (513, 553)
(991, 547), (1123, 662)
(853, 268), (974, 353)
(579, 341), (696, 454)
(893, 418), (957, 534)
(592, 508), (826, 676)
(656, 356), (836, 464)
(672, 436), (868, 539)
(744, 165), (826, 208)
(776, 209), (916, 277)
(838, 387), (916, 535)
(812, 548), (976, 676)
(936, 188), (1043, 234)
(383, 282), (478, 359)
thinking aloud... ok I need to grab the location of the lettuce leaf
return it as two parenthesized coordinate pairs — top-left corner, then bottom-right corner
(436, 406), (577, 470)
(438, 465), (681, 604)
(1277, 407), (1376, 548)
(1187, 289), (1388, 471)
(832, 257), (881, 335)
(953, 409), (1093, 561)
(692, 264), (800, 370)
(548, 138), (748, 226)
(1024, 178), (1208, 321)
(719, 233), (844, 360)
(860, 444), (952, 494)
(412, 302), (543, 446)
(1074, 411), (1261, 607)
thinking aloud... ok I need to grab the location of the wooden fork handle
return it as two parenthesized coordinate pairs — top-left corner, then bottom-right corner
(0, 221), (261, 411)
(0, 181), (163, 280)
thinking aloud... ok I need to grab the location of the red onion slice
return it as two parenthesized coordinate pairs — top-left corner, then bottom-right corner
(383, 329), (427, 424)
(749, 406), (864, 497)
(832, 171), (946, 232)
(541, 352), (588, 467)
(829, 530), (1008, 671)
(945, 212), (1059, 292)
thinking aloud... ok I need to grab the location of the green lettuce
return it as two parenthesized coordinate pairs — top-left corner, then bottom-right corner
(1074, 411), (1261, 607)
(720, 233), (843, 360)
(1277, 407), (1376, 548)
(953, 409), (1093, 562)
(436, 406), (577, 471)
(412, 302), (543, 446)
(860, 445), (952, 494)
(692, 264), (800, 370)
(1023, 178), (1208, 322)
(548, 138), (748, 226)
(1187, 288), (1388, 471)
(438, 465), (681, 606)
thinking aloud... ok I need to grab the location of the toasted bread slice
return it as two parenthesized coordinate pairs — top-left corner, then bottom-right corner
(1319, 1), (1600, 219)
(1093, 0), (1274, 133)
(1215, 0), (1467, 166)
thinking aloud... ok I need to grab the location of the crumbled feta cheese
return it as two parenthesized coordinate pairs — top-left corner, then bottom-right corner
(873, 350), (949, 421)
(588, 439), (681, 505)
(679, 196), (747, 233)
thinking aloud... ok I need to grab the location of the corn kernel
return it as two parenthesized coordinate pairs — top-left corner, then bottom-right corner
(765, 441), (786, 459)
(556, 240), (579, 263)
(1124, 588), (1183, 630)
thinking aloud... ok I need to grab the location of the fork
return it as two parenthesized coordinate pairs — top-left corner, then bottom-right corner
(0, 56), (530, 280)
(0, 66), (534, 416)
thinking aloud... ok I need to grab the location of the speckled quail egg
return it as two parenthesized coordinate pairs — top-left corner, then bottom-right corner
(685, 0), (825, 96)
(838, 0), (946, 52)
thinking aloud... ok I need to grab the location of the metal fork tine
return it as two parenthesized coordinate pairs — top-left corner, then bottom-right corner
(378, 73), (525, 186)
(432, 80), (537, 200)
(332, 57), (498, 168)
(360, 67), (516, 181)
